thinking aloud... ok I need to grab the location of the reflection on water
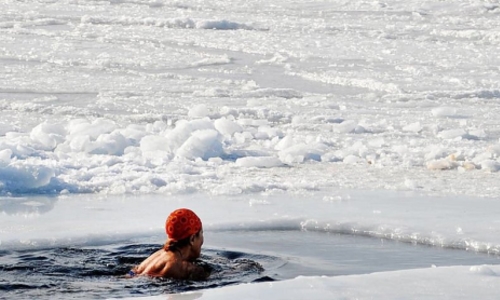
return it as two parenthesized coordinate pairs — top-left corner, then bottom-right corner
(0, 196), (57, 215)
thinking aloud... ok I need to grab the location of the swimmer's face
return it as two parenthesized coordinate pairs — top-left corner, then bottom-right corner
(190, 229), (204, 259)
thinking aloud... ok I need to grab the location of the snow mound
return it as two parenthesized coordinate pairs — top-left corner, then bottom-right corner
(176, 129), (223, 160)
(0, 164), (55, 192)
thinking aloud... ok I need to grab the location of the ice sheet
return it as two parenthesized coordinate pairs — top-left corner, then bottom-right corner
(2, 190), (500, 255)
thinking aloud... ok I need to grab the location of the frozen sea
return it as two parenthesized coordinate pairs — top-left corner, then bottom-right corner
(1, 0), (500, 299)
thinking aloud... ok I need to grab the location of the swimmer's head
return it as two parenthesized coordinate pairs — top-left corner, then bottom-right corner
(165, 208), (202, 242)
(164, 208), (204, 259)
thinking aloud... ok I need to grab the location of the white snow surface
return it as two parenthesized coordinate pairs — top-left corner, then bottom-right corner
(1, 0), (500, 197)
(1, 0), (500, 298)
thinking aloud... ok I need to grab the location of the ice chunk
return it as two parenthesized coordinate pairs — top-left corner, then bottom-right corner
(274, 136), (294, 151)
(437, 129), (466, 139)
(332, 121), (366, 134)
(175, 129), (223, 160)
(214, 118), (243, 136)
(91, 132), (130, 155)
(460, 161), (477, 171)
(392, 145), (409, 155)
(487, 144), (500, 156)
(404, 179), (421, 189)
(67, 119), (117, 140)
(196, 20), (255, 30)
(235, 156), (283, 168)
(193, 88), (230, 98)
(140, 135), (170, 152)
(333, 120), (357, 134)
(190, 55), (232, 68)
(119, 125), (149, 142)
(233, 131), (253, 144)
(321, 152), (342, 162)
(68, 135), (92, 153)
(403, 122), (423, 133)
(350, 141), (369, 157)
(0, 123), (16, 136)
(258, 126), (284, 139)
(62, 129), (131, 156)
(0, 164), (55, 190)
(470, 265), (497, 276)
(188, 104), (210, 119)
(431, 107), (458, 118)
(30, 122), (66, 151)
(426, 159), (458, 170)
(0, 149), (12, 166)
(241, 88), (302, 99)
(480, 160), (500, 173)
(355, 125), (368, 133)
(253, 131), (269, 140)
(468, 129), (487, 139)
(472, 152), (492, 164)
(278, 144), (323, 164)
(166, 119), (215, 152)
(343, 155), (360, 164)
(368, 137), (385, 148)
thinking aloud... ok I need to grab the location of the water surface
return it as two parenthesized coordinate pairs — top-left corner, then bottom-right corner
(2, 230), (499, 299)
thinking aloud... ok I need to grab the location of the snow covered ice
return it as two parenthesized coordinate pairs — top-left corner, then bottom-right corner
(1, 0), (500, 298)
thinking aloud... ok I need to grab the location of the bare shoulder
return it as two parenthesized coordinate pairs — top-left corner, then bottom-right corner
(132, 250), (209, 280)
(134, 249), (171, 277)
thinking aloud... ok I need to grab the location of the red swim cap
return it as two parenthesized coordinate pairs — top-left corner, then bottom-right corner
(165, 208), (202, 241)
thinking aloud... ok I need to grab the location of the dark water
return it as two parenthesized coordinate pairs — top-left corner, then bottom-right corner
(2, 230), (500, 299)
(0, 244), (275, 299)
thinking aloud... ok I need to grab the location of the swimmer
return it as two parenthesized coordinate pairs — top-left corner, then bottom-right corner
(128, 208), (210, 280)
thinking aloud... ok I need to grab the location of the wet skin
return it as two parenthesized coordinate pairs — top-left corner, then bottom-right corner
(132, 231), (208, 280)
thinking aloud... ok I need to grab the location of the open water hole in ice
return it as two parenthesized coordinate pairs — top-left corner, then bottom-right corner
(1, 230), (499, 299)
(207, 230), (500, 279)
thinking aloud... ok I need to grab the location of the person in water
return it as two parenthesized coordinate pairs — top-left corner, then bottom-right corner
(129, 208), (209, 280)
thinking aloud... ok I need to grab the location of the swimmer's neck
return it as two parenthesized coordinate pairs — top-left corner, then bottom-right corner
(169, 247), (195, 262)
(164, 237), (201, 262)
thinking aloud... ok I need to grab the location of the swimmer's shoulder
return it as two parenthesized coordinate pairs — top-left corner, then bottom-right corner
(129, 250), (209, 280)
(134, 249), (174, 277)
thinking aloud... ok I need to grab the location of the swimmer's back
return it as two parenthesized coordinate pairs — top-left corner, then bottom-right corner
(132, 249), (209, 280)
